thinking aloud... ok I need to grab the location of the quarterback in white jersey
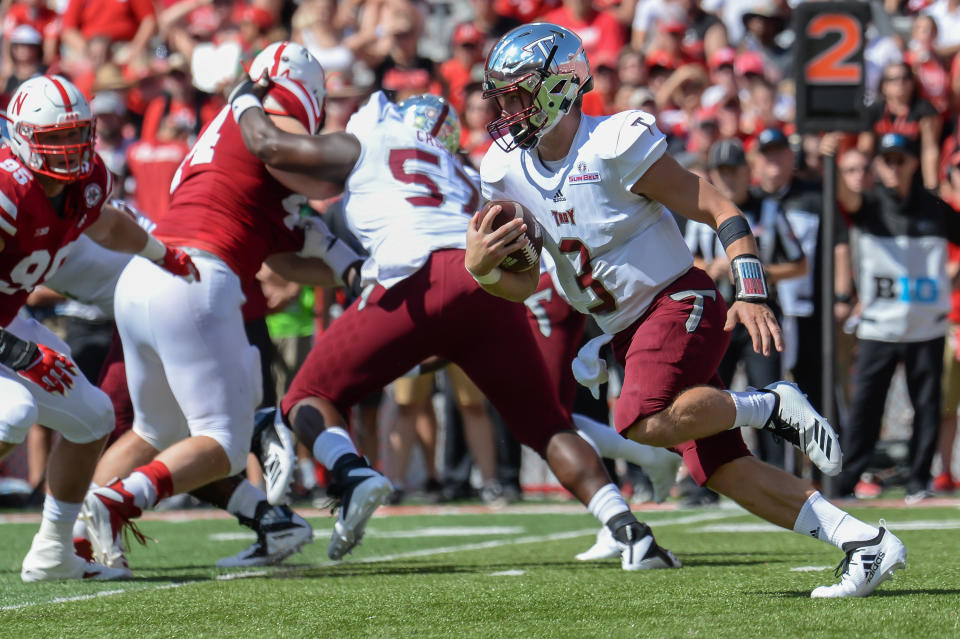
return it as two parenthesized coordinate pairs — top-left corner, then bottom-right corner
(231, 84), (684, 570)
(471, 23), (905, 598)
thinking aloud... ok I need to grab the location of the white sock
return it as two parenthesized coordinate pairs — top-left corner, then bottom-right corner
(121, 471), (158, 509)
(298, 459), (317, 490)
(792, 491), (879, 549)
(40, 495), (82, 542)
(586, 483), (630, 526)
(226, 479), (267, 520)
(726, 390), (777, 429)
(573, 413), (666, 467)
(313, 426), (359, 470)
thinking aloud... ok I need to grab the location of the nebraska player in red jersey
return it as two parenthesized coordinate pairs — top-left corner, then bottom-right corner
(81, 43), (359, 574)
(0, 75), (197, 582)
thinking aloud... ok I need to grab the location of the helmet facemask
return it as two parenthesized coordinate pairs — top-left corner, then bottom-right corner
(16, 118), (95, 181)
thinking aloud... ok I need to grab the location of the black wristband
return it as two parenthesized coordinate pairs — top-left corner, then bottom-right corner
(0, 328), (40, 371)
(730, 254), (769, 303)
(717, 216), (753, 250)
(834, 293), (853, 304)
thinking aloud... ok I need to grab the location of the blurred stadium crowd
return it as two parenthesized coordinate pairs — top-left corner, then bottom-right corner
(1, 0), (960, 508)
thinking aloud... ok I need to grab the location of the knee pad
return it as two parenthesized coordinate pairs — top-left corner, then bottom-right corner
(86, 388), (116, 441)
(0, 382), (39, 445)
(197, 421), (252, 477)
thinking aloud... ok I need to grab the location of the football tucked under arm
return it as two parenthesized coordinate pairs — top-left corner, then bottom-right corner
(465, 200), (541, 302)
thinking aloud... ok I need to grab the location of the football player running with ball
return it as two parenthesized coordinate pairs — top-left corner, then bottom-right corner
(475, 23), (906, 598)
(229, 83), (682, 569)
(0, 75), (198, 581)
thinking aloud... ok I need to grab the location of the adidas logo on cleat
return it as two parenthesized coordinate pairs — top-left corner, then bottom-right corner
(864, 551), (884, 582)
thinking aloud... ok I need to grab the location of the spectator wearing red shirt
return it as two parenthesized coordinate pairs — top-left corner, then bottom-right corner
(907, 15), (949, 113)
(140, 66), (224, 143)
(126, 113), (191, 223)
(542, 0), (625, 65)
(493, 0), (558, 23)
(1, 0), (60, 68)
(440, 23), (487, 114)
(61, 0), (157, 67)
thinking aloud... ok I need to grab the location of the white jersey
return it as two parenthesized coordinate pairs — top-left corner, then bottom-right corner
(343, 91), (481, 289)
(481, 110), (692, 334)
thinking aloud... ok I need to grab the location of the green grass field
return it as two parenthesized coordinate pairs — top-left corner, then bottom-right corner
(1, 500), (958, 638)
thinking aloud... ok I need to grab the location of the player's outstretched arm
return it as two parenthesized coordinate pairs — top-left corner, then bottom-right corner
(85, 204), (200, 282)
(231, 85), (360, 184)
(631, 153), (783, 356)
(465, 205), (539, 302)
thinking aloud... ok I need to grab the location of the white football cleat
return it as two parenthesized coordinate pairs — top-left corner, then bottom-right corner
(811, 523), (907, 598)
(81, 486), (143, 572)
(325, 456), (393, 560)
(615, 521), (681, 571)
(218, 503), (313, 568)
(252, 407), (297, 505)
(21, 531), (131, 582)
(575, 526), (621, 561)
(644, 448), (681, 504)
(762, 381), (842, 476)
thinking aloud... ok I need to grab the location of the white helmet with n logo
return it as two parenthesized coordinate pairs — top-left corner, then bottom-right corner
(483, 23), (592, 152)
(8, 75), (95, 180)
(249, 41), (326, 133)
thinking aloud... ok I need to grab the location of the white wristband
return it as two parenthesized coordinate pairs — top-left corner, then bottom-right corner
(138, 234), (166, 262)
(231, 94), (262, 123)
(471, 267), (502, 286)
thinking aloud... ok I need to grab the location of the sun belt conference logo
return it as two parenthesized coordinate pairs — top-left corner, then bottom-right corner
(569, 161), (600, 184)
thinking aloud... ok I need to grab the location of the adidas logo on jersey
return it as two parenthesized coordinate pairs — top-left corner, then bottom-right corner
(553, 189), (566, 202)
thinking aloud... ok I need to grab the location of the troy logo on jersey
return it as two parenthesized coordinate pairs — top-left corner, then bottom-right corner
(552, 208), (576, 225)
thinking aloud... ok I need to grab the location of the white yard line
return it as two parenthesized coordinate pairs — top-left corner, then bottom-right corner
(1, 511), (731, 612)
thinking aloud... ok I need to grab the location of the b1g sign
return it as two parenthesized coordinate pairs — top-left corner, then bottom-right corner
(794, 1), (869, 133)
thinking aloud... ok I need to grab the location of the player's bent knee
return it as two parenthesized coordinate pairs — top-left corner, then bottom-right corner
(201, 429), (250, 477)
(63, 387), (116, 444)
(0, 384), (39, 445)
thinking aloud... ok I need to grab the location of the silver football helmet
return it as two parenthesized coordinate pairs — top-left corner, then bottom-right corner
(397, 94), (461, 154)
(483, 23), (592, 152)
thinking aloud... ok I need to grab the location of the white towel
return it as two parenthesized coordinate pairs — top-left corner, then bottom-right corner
(571, 333), (615, 400)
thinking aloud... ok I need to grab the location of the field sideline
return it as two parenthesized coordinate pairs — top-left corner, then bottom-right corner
(1, 499), (958, 638)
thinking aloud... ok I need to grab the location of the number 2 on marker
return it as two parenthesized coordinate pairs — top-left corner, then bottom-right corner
(805, 14), (862, 85)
